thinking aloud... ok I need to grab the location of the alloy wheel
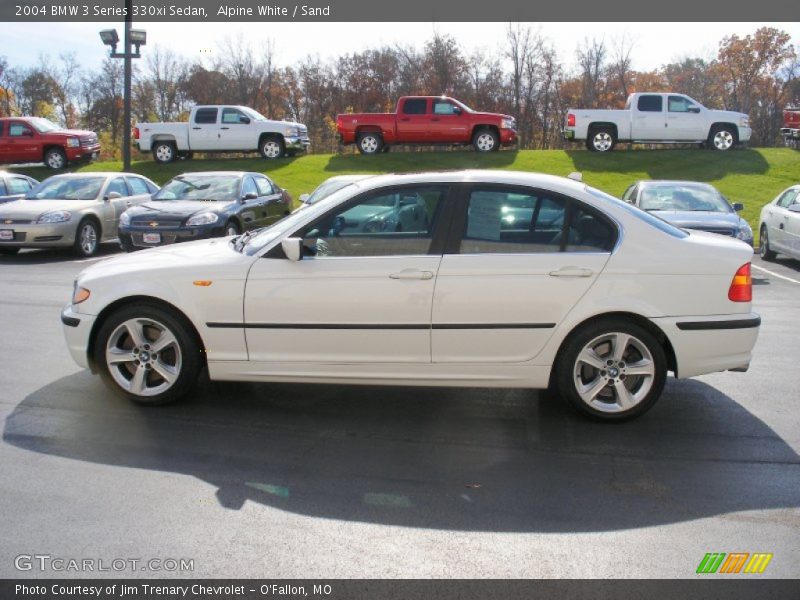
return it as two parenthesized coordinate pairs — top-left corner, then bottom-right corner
(475, 133), (496, 151)
(79, 223), (97, 255)
(105, 317), (183, 397)
(592, 132), (613, 152)
(713, 130), (734, 150)
(155, 144), (174, 162)
(360, 136), (379, 153)
(47, 152), (65, 169)
(263, 141), (282, 158)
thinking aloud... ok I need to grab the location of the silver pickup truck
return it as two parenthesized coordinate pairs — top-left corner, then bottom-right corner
(563, 92), (752, 152)
(134, 105), (310, 163)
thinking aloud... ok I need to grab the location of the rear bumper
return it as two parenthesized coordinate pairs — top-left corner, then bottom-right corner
(652, 313), (760, 378)
(61, 305), (96, 369)
(285, 136), (311, 153)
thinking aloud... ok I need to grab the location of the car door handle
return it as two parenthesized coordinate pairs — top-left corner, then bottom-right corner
(220, 127), (230, 130)
(192, 127), (202, 130)
(389, 269), (434, 280)
(549, 267), (594, 278)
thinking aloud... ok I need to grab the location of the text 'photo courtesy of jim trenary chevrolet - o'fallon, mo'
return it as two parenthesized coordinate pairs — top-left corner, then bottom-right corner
(0, 0), (799, 598)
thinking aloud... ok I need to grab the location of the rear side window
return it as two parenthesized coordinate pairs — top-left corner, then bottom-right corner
(402, 99), (427, 115)
(776, 189), (798, 208)
(194, 108), (218, 124)
(256, 177), (274, 196)
(7, 177), (32, 194)
(460, 188), (572, 254)
(637, 95), (663, 112)
(127, 177), (151, 195)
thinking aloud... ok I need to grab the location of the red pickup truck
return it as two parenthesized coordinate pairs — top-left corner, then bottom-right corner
(0, 117), (101, 170)
(782, 107), (799, 146)
(336, 96), (517, 154)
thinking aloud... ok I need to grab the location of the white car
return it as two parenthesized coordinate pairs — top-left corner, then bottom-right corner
(61, 170), (760, 421)
(759, 185), (800, 261)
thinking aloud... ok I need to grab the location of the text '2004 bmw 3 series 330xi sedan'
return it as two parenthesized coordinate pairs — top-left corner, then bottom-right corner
(61, 170), (760, 421)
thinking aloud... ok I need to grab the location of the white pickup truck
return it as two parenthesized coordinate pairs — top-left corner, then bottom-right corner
(134, 105), (310, 163)
(563, 93), (751, 152)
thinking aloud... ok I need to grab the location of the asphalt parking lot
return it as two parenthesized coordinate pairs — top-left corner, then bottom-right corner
(0, 243), (798, 578)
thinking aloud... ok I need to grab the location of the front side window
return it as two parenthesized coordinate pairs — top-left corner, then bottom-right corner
(221, 108), (248, 124)
(9, 123), (33, 137)
(241, 177), (258, 197)
(299, 186), (445, 258)
(433, 100), (458, 115)
(402, 99), (427, 115)
(106, 177), (129, 197)
(668, 96), (697, 113)
(637, 95), (663, 112)
(194, 108), (218, 124)
(460, 189), (566, 254)
(777, 189), (798, 208)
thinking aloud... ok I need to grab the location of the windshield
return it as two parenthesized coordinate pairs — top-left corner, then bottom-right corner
(306, 179), (359, 205)
(25, 176), (103, 200)
(28, 118), (60, 133)
(153, 174), (240, 201)
(241, 107), (267, 122)
(639, 184), (731, 212)
(586, 186), (689, 239)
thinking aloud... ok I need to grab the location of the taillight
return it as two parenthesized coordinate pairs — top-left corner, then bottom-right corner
(567, 113), (575, 127)
(133, 126), (140, 140)
(728, 263), (752, 302)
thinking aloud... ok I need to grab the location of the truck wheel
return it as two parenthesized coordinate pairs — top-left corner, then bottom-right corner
(472, 129), (499, 152)
(708, 126), (736, 151)
(357, 132), (383, 155)
(44, 147), (67, 170)
(152, 141), (176, 163)
(588, 128), (616, 152)
(260, 136), (285, 159)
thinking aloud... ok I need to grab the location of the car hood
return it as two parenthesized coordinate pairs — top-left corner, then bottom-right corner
(0, 198), (96, 218)
(707, 109), (748, 121)
(127, 200), (236, 218)
(472, 111), (514, 122)
(49, 128), (97, 139)
(649, 210), (744, 230)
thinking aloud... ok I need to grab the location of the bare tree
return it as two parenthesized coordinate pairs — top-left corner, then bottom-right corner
(577, 37), (607, 106)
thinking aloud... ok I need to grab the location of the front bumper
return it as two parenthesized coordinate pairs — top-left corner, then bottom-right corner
(61, 305), (96, 369)
(738, 126), (752, 143)
(119, 224), (225, 248)
(284, 136), (311, 153)
(652, 312), (760, 378)
(67, 144), (101, 162)
(500, 129), (518, 146)
(0, 220), (77, 248)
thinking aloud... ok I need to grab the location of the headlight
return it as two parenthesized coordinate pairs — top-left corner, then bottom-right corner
(72, 285), (90, 304)
(740, 116), (750, 127)
(502, 118), (516, 130)
(119, 211), (131, 226)
(37, 210), (72, 223)
(67, 137), (80, 148)
(186, 212), (220, 226)
(735, 223), (753, 241)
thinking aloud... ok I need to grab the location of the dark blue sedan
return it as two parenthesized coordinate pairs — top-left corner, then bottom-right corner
(621, 180), (753, 246)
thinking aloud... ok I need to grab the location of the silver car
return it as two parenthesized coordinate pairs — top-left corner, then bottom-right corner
(0, 172), (158, 257)
(759, 184), (800, 261)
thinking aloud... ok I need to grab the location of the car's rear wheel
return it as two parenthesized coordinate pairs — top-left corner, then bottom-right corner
(759, 225), (777, 261)
(95, 304), (202, 405)
(44, 147), (67, 170)
(357, 132), (383, 155)
(152, 141), (176, 163)
(587, 128), (616, 152)
(73, 219), (99, 257)
(556, 318), (667, 421)
(224, 221), (240, 237)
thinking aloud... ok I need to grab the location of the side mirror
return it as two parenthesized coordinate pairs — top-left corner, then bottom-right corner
(687, 106), (701, 114)
(732, 202), (744, 212)
(105, 191), (122, 201)
(240, 116), (251, 124)
(453, 106), (462, 115)
(788, 204), (800, 213)
(281, 237), (303, 261)
(241, 191), (258, 202)
(299, 193), (310, 204)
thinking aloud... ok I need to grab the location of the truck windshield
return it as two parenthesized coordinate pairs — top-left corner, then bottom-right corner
(26, 176), (104, 200)
(241, 107), (268, 122)
(28, 118), (60, 133)
(154, 174), (240, 201)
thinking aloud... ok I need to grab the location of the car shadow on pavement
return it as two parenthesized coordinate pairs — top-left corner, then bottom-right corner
(0, 244), (122, 264)
(4, 373), (799, 532)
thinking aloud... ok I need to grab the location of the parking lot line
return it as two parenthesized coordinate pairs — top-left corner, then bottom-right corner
(751, 264), (800, 285)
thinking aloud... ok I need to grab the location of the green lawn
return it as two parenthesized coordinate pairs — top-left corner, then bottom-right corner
(11, 147), (800, 236)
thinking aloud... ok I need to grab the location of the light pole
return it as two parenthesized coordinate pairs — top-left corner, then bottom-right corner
(99, 0), (146, 171)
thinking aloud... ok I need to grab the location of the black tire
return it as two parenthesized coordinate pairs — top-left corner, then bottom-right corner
(94, 303), (202, 406)
(556, 318), (667, 422)
(472, 128), (499, 152)
(260, 136), (285, 159)
(587, 127), (616, 152)
(73, 218), (100, 257)
(357, 132), (383, 155)
(708, 125), (737, 151)
(152, 141), (176, 164)
(0, 247), (20, 256)
(759, 225), (777, 261)
(44, 147), (68, 170)
(223, 220), (240, 237)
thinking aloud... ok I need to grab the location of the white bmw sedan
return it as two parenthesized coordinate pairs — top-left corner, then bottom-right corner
(62, 170), (760, 421)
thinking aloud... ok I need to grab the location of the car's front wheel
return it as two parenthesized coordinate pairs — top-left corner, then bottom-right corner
(95, 303), (202, 405)
(73, 219), (100, 257)
(44, 147), (67, 170)
(556, 318), (667, 421)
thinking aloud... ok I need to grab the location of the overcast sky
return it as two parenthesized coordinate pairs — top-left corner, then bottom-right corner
(1, 21), (798, 74)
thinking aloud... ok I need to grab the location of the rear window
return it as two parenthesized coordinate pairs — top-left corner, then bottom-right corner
(402, 99), (427, 115)
(194, 108), (218, 124)
(637, 95), (663, 112)
(587, 187), (689, 239)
